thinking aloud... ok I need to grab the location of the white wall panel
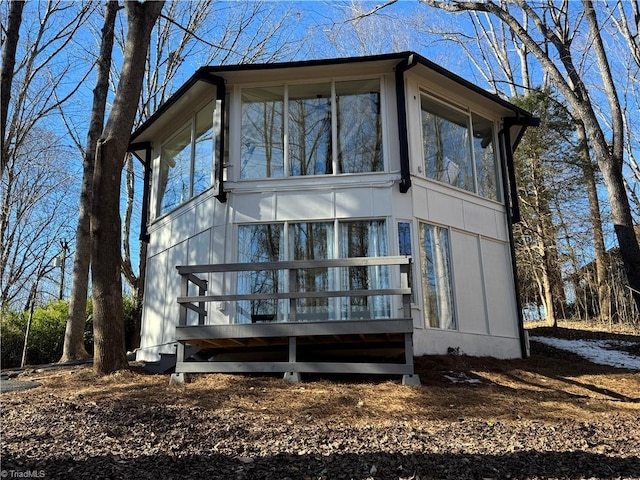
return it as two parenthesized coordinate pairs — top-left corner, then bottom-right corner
(494, 210), (508, 242)
(463, 201), (499, 238)
(451, 232), (488, 335)
(162, 243), (189, 343)
(233, 193), (275, 223)
(194, 196), (218, 234)
(427, 189), (464, 229)
(411, 186), (428, 219)
(169, 208), (196, 246)
(335, 189), (374, 218)
(276, 191), (333, 220)
(138, 251), (168, 361)
(482, 238), (518, 337)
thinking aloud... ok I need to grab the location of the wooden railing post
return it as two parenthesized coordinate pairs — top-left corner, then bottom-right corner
(400, 259), (411, 320)
(198, 280), (207, 325)
(288, 268), (297, 323)
(171, 271), (191, 385)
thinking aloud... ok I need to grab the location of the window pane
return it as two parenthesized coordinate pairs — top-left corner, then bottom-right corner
(292, 222), (334, 320)
(421, 94), (473, 191)
(159, 125), (191, 215)
(420, 223), (456, 329)
(193, 101), (214, 196)
(336, 79), (383, 173)
(472, 113), (499, 200)
(339, 220), (389, 319)
(241, 87), (284, 179)
(398, 222), (415, 302)
(289, 83), (332, 176)
(237, 224), (284, 323)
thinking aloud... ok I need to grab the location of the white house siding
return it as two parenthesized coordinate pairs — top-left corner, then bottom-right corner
(406, 181), (521, 358)
(138, 191), (224, 361)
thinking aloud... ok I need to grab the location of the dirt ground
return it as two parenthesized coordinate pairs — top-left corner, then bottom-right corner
(1, 323), (639, 480)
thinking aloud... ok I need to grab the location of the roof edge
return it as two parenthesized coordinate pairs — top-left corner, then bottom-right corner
(130, 51), (533, 145)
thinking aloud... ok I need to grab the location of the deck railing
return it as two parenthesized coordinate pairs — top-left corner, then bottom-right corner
(176, 256), (413, 326)
(172, 256), (419, 385)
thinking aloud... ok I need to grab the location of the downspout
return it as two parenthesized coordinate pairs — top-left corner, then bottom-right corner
(499, 116), (539, 359)
(129, 141), (152, 243)
(199, 72), (227, 203)
(395, 54), (418, 193)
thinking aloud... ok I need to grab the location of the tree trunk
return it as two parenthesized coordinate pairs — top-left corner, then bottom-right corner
(60, 1), (118, 363)
(576, 122), (610, 321)
(598, 157), (640, 309)
(91, 0), (163, 375)
(0, 0), (24, 176)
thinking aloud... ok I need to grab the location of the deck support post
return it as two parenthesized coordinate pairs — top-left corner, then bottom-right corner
(284, 336), (301, 382)
(169, 372), (190, 385)
(402, 332), (420, 386)
(402, 374), (421, 386)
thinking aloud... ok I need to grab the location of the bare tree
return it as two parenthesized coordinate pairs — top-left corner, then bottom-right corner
(0, 0), (25, 177)
(418, 0), (640, 311)
(60, 0), (118, 363)
(91, 0), (164, 375)
(1, 0), (91, 312)
(0, 129), (76, 311)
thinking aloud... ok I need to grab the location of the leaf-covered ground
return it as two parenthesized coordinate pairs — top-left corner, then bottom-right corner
(1, 325), (639, 480)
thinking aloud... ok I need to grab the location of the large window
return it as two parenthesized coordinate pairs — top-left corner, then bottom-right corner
(420, 93), (499, 201)
(241, 79), (383, 180)
(237, 224), (285, 324)
(158, 100), (215, 215)
(292, 222), (334, 320)
(289, 84), (332, 176)
(339, 220), (389, 320)
(419, 222), (456, 329)
(236, 219), (388, 322)
(336, 80), (383, 173)
(241, 86), (285, 179)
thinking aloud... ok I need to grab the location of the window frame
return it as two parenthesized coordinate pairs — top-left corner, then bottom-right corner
(418, 220), (457, 330)
(396, 220), (417, 304)
(156, 99), (216, 218)
(237, 76), (386, 182)
(233, 217), (390, 323)
(418, 90), (501, 202)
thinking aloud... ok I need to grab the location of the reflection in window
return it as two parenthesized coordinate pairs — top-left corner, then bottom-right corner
(420, 223), (455, 329)
(292, 222), (334, 320)
(158, 101), (215, 216)
(289, 83), (332, 176)
(193, 101), (214, 196)
(337, 79), (383, 173)
(472, 113), (499, 200)
(237, 224), (284, 323)
(398, 222), (415, 302)
(421, 93), (473, 191)
(159, 125), (192, 215)
(339, 220), (389, 319)
(240, 79), (383, 180)
(241, 86), (285, 179)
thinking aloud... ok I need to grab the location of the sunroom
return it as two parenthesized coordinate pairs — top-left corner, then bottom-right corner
(129, 52), (535, 383)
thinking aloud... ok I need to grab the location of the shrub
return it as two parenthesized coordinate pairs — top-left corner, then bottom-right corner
(2, 300), (73, 368)
(1, 297), (140, 369)
(0, 311), (27, 369)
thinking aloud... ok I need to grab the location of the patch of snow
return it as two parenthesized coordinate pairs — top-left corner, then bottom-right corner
(530, 336), (640, 370)
(444, 371), (484, 384)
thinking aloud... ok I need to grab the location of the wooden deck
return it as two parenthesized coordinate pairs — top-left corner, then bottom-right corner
(171, 257), (420, 385)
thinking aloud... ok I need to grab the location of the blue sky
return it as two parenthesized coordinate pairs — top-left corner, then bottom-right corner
(5, 0), (637, 305)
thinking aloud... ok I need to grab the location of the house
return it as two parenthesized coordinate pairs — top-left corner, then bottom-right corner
(129, 52), (536, 384)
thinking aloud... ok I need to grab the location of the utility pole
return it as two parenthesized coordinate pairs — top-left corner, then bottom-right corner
(58, 240), (69, 300)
